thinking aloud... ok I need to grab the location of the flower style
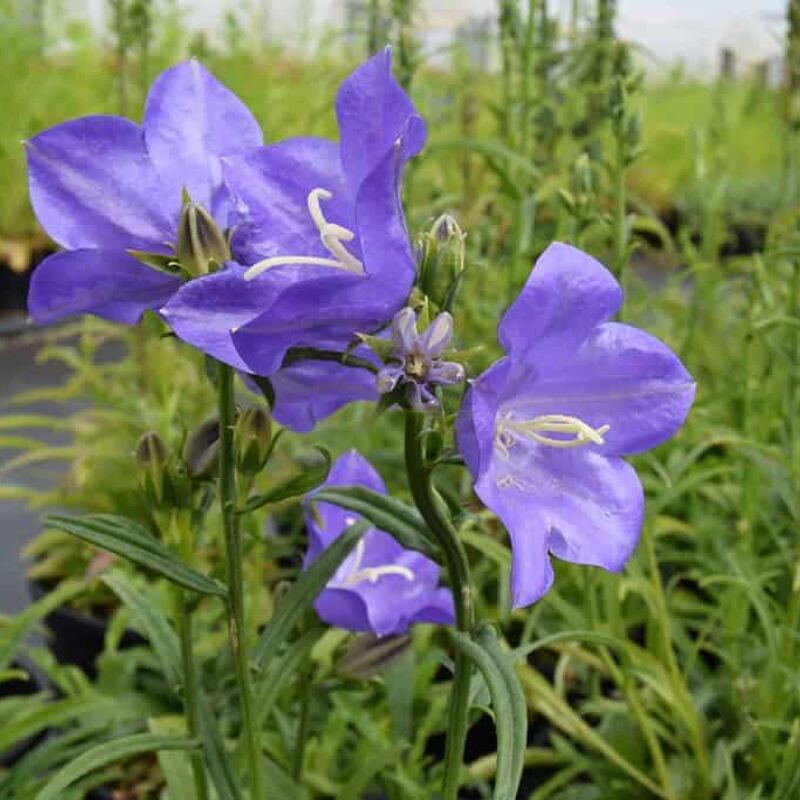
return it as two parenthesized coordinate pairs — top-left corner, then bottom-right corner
(163, 48), (425, 429)
(303, 450), (454, 636)
(376, 307), (465, 411)
(456, 243), (696, 608)
(25, 61), (262, 324)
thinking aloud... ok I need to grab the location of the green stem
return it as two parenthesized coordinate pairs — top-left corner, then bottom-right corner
(404, 412), (475, 800)
(176, 591), (210, 800)
(217, 361), (266, 800)
(611, 131), (627, 288)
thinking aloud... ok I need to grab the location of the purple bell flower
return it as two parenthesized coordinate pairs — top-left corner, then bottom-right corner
(304, 450), (454, 636)
(162, 48), (425, 429)
(456, 243), (696, 609)
(24, 61), (262, 324)
(377, 307), (465, 411)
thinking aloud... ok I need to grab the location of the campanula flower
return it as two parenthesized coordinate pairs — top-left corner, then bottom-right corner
(162, 48), (424, 426)
(304, 450), (454, 636)
(456, 243), (695, 608)
(376, 307), (465, 411)
(25, 61), (262, 324)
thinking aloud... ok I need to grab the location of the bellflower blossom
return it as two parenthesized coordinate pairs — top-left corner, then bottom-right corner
(456, 243), (696, 608)
(303, 451), (454, 636)
(377, 307), (465, 411)
(163, 48), (425, 430)
(24, 61), (262, 324)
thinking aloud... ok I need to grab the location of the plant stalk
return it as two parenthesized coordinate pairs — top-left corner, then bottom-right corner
(404, 411), (475, 800)
(217, 361), (266, 799)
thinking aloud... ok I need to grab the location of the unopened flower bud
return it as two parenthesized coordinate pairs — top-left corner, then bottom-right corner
(176, 196), (230, 277)
(184, 415), (221, 480)
(337, 633), (412, 680)
(417, 214), (466, 311)
(235, 406), (272, 475)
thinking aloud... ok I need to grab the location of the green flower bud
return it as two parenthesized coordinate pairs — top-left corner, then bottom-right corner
(417, 214), (466, 311)
(176, 195), (230, 277)
(235, 406), (273, 475)
(184, 415), (221, 480)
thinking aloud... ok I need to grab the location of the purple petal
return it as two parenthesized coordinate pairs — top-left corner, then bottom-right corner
(335, 47), (426, 191)
(25, 116), (176, 252)
(420, 312), (453, 359)
(499, 242), (622, 358)
(224, 137), (350, 266)
(427, 360), (465, 386)
(304, 450), (387, 557)
(314, 587), (371, 633)
(376, 364), (403, 395)
(144, 61), (263, 216)
(503, 322), (695, 456)
(28, 249), (181, 325)
(161, 262), (284, 370)
(391, 307), (418, 354)
(270, 361), (378, 433)
(476, 447), (643, 608)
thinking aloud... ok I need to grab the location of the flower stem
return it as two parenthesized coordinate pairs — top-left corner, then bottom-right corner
(216, 361), (266, 799)
(292, 672), (312, 782)
(404, 411), (475, 800)
(176, 590), (210, 800)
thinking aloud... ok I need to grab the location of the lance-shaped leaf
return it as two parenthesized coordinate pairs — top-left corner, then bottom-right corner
(254, 520), (368, 669)
(35, 734), (199, 800)
(313, 485), (438, 557)
(240, 447), (331, 514)
(45, 514), (225, 597)
(449, 626), (527, 800)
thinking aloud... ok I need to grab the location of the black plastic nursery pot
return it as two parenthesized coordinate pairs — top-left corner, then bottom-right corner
(0, 656), (50, 767)
(28, 578), (146, 677)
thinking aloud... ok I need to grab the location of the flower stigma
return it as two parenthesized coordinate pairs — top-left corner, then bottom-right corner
(496, 412), (610, 458)
(337, 532), (415, 588)
(244, 188), (365, 280)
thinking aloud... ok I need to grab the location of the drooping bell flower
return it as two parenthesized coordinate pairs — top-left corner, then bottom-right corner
(376, 307), (465, 411)
(456, 243), (696, 608)
(24, 61), (262, 324)
(162, 48), (425, 427)
(304, 450), (454, 636)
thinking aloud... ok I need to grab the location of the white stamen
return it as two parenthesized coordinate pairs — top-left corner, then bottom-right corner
(337, 537), (415, 588)
(244, 187), (365, 280)
(497, 413), (610, 454)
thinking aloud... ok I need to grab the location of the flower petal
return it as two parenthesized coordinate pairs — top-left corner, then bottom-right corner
(144, 60), (263, 215)
(420, 312), (453, 358)
(28, 249), (181, 325)
(499, 242), (622, 358)
(502, 322), (696, 456)
(224, 137), (351, 267)
(314, 587), (371, 633)
(270, 361), (378, 433)
(335, 47), (426, 191)
(25, 116), (176, 252)
(161, 262), (284, 370)
(391, 307), (418, 354)
(476, 445), (643, 608)
(427, 360), (465, 386)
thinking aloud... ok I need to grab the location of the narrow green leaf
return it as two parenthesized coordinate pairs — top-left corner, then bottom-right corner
(254, 521), (368, 669)
(475, 626), (528, 795)
(35, 734), (198, 800)
(46, 514), (226, 597)
(262, 757), (310, 800)
(313, 486), (438, 557)
(449, 629), (520, 800)
(241, 447), (331, 514)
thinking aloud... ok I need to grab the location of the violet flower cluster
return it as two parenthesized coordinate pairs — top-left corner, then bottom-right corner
(25, 52), (695, 636)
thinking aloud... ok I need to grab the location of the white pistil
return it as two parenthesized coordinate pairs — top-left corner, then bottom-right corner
(338, 537), (415, 588)
(244, 187), (365, 280)
(497, 413), (610, 456)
